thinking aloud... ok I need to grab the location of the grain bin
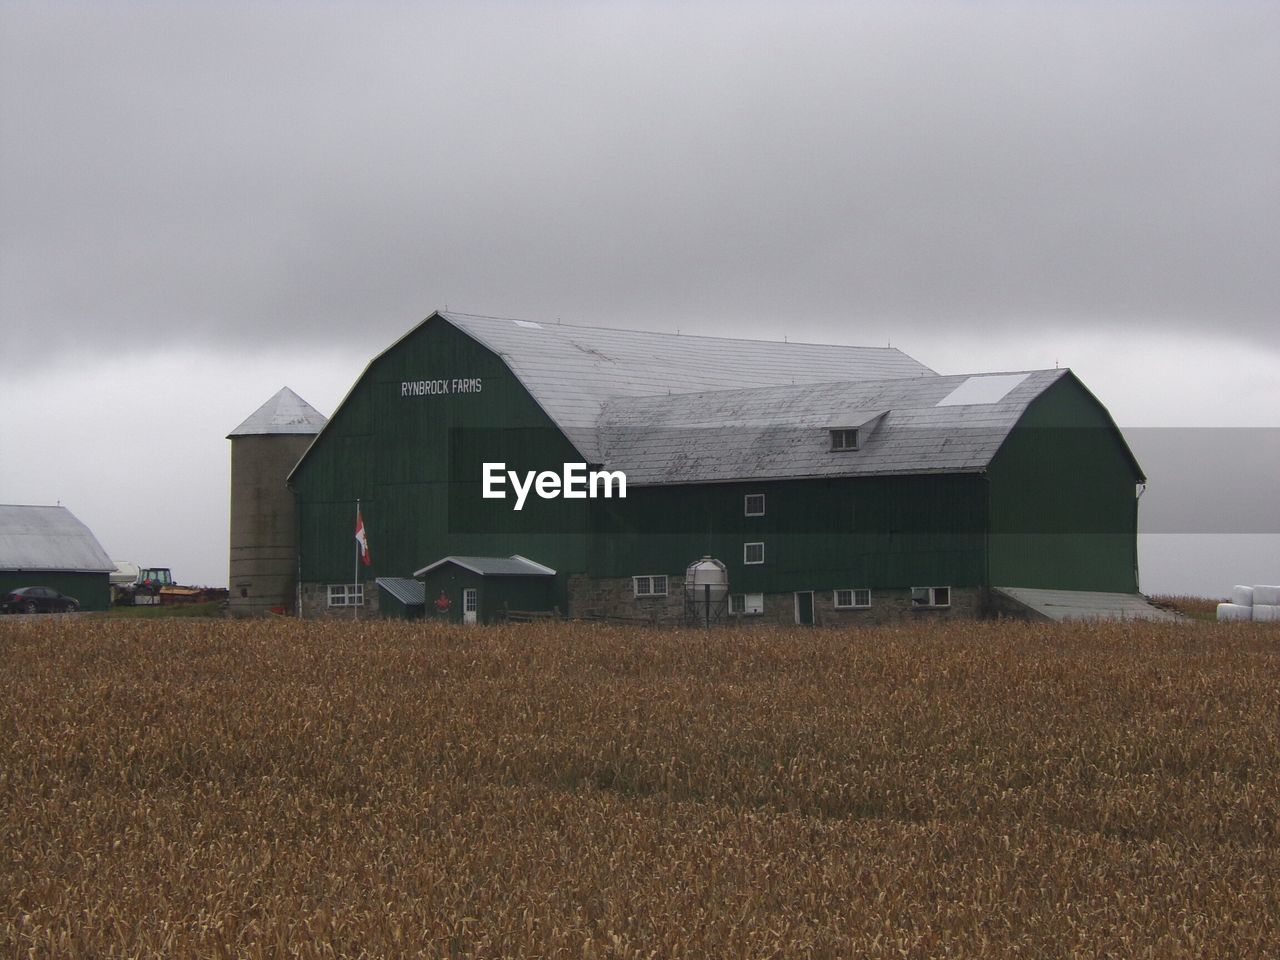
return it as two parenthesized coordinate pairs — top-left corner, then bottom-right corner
(685, 556), (728, 627)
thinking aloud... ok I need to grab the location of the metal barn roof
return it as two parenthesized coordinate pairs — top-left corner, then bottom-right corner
(0, 504), (115, 573)
(994, 587), (1183, 622)
(596, 369), (1071, 484)
(228, 387), (328, 437)
(442, 312), (938, 461)
(376, 577), (426, 606)
(413, 555), (558, 578)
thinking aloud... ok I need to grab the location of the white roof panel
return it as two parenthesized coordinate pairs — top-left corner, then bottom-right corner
(935, 373), (1031, 407)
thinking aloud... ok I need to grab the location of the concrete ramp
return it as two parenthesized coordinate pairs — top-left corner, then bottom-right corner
(994, 587), (1184, 622)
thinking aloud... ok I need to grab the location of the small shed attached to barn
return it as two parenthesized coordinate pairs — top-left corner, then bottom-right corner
(375, 577), (426, 619)
(414, 555), (557, 624)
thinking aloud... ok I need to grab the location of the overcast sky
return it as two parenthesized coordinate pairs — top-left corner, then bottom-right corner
(2, 1), (1276, 596)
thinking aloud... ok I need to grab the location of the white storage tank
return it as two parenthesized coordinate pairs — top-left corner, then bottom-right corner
(685, 556), (729, 626)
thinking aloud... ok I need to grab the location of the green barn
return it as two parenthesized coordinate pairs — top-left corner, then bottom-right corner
(283, 310), (1161, 624)
(0, 504), (115, 612)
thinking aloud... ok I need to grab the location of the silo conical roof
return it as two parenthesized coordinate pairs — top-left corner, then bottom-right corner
(227, 387), (327, 437)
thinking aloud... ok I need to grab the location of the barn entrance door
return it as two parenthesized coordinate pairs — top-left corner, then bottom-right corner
(794, 591), (815, 626)
(463, 588), (478, 624)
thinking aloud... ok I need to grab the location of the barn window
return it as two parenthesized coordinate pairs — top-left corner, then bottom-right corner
(633, 575), (668, 598)
(744, 493), (766, 517)
(744, 542), (765, 565)
(834, 588), (871, 609)
(911, 586), (950, 608)
(830, 428), (859, 451)
(729, 593), (764, 615)
(328, 583), (364, 607)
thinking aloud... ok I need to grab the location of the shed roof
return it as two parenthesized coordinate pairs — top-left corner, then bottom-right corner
(0, 504), (115, 573)
(413, 555), (557, 578)
(376, 577), (425, 606)
(994, 587), (1183, 622)
(596, 369), (1071, 484)
(228, 387), (327, 437)
(441, 312), (937, 460)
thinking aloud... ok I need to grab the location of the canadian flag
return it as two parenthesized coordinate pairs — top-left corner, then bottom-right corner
(354, 506), (372, 566)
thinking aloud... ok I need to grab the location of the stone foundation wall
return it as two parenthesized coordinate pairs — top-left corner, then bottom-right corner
(568, 574), (689, 623)
(300, 582), (382, 620)
(299, 577), (1016, 625)
(568, 576), (992, 625)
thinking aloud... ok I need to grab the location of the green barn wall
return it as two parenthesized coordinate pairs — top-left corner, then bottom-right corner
(291, 317), (1142, 614)
(0, 571), (110, 611)
(588, 473), (988, 594)
(419, 565), (555, 624)
(986, 375), (1143, 592)
(289, 316), (588, 610)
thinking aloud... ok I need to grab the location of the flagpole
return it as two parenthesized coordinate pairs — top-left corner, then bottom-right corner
(354, 498), (360, 622)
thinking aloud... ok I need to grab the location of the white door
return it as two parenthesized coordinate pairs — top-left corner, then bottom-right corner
(463, 588), (478, 624)
(794, 591), (815, 626)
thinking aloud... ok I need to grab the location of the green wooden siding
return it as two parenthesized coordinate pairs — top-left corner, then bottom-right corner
(419, 565), (555, 624)
(289, 317), (588, 610)
(589, 473), (988, 593)
(986, 375), (1142, 592)
(293, 319), (1142, 609)
(0, 571), (110, 611)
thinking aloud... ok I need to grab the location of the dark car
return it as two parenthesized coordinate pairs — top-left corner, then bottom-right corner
(0, 586), (80, 614)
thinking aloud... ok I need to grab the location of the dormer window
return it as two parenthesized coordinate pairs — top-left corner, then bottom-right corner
(827, 410), (887, 452)
(830, 428), (859, 451)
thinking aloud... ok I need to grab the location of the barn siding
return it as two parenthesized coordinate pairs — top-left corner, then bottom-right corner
(0, 571), (110, 611)
(588, 473), (987, 594)
(986, 376), (1142, 592)
(290, 317), (588, 611)
(288, 316), (1143, 619)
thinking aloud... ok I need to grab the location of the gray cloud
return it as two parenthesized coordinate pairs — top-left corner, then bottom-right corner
(3, 2), (1278, 356)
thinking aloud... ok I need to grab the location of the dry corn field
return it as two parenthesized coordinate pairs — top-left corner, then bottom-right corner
(3, 617), (1280, 959)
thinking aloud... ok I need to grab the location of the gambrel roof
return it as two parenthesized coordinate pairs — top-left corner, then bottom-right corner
(293, 310), (1140, 484)
(0, 504), (115, 573)
(442, 311), (936, 461)
(596, 370), (1072, 484)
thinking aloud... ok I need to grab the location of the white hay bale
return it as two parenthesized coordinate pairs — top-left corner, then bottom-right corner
(1252, 585), (1280, 606)
(1231, 585), (1255, 607)
(1217, 602), (1254, 622)
(1253, 604), (1280, 623)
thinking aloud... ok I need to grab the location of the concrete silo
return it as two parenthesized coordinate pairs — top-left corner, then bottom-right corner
(227, 387), (326, 616)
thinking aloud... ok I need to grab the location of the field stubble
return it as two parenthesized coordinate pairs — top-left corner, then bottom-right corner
(2, 617), (1279, 958)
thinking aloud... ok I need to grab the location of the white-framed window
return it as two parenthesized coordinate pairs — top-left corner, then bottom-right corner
(834, 588), (871, 609)
(744, 542), (765, 565)
(744, 493), (766, 517)
(830, 428), (860, 451)
(328, 583), (364, 607)
(633, 575), (668, 598)
(463, 589), (478, 613)
(729, 593), (765, 615)
(911, 586), (951, 608)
